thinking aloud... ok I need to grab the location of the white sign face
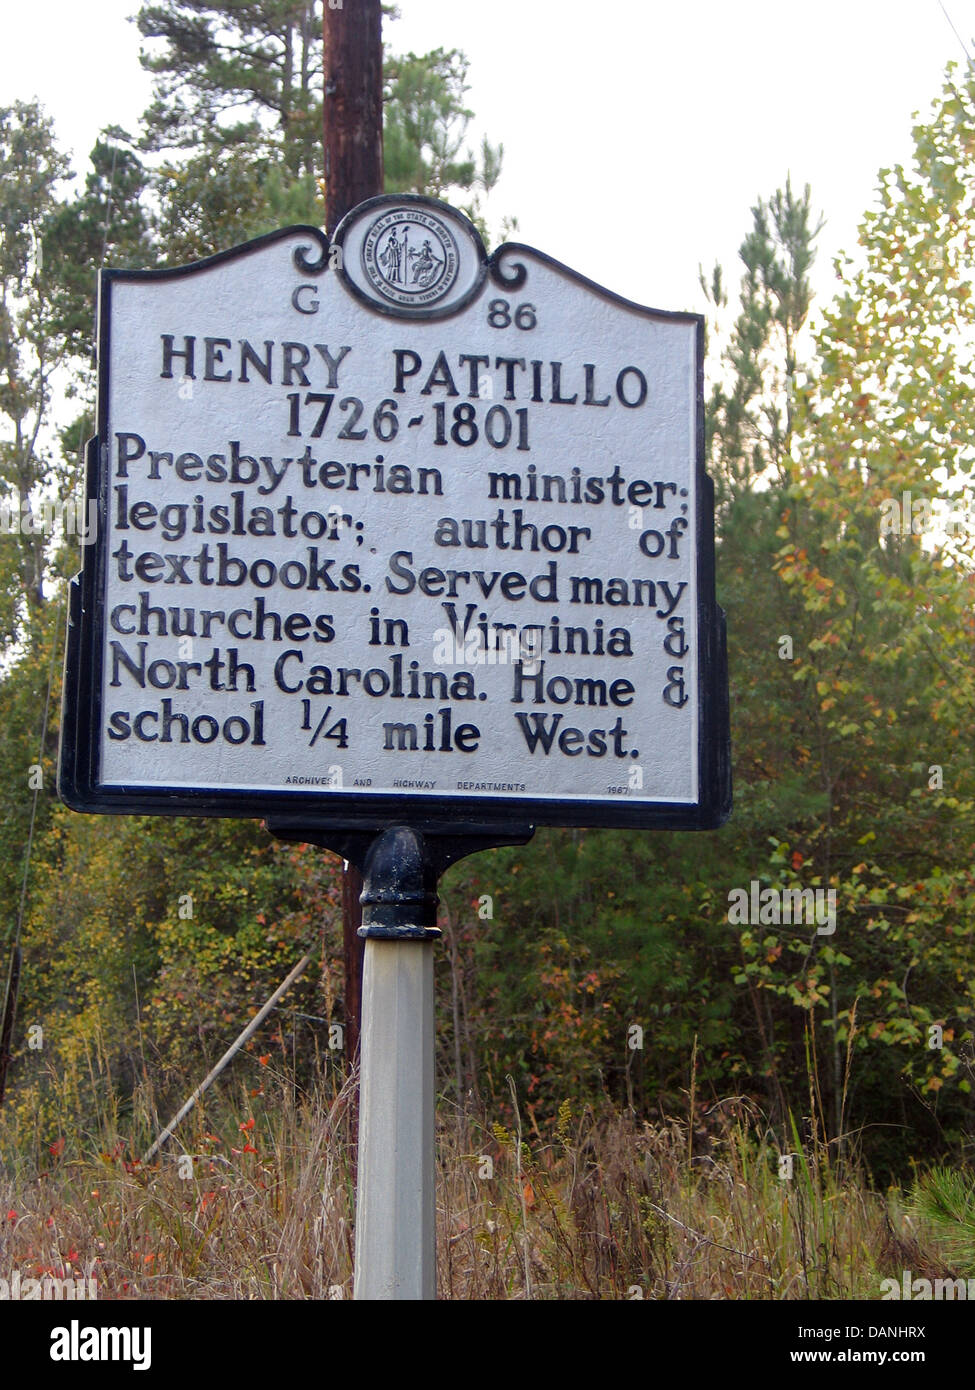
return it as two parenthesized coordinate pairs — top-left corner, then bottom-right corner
(60, 196), (729, 830)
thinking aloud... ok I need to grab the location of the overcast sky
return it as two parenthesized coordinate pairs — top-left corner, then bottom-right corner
(2, 0), (974, 324)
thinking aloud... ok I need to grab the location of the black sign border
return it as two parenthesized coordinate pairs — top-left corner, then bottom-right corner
(58, 202), (731, 832)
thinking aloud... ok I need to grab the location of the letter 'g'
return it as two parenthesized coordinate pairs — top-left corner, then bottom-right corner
(292, 284), (320, 314)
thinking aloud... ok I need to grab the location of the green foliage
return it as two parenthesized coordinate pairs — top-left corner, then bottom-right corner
(11, 806), (342, 1134)
(383, 47), (504, 234)
(134, 3), (507, 251)
(432, 71), (975, 1178)
(137, 1), (323, 179)
(152, 146), (320, 264)
(0, 101), (74, 647)
(767, 62), (975, 1166)
(44, 130), (150, 356)
(911, 1168), (975, 1273)
(0, 605), (63, 922)
(702, 177), (823, 503)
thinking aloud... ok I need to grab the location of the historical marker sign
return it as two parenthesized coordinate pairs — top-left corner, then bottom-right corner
(59, 195), (730, 831)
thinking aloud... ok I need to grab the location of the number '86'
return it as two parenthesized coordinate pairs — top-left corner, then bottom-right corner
(487, 299), (537, 330)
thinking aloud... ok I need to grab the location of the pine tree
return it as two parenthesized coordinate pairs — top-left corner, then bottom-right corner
(137, 1), (323, 179)
(134, 1), (506, 251)
(0, 101), (74, 642)
(702, 178), (823, 504)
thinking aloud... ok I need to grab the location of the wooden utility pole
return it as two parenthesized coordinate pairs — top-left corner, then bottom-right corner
(323, 0), (384, 1063)
(323, 1), (384, 233)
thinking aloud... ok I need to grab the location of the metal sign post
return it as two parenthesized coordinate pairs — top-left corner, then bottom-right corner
(267, 819), (533, 1300)
(356, 932), (436, 1300)
(59, 192), (730, 1299)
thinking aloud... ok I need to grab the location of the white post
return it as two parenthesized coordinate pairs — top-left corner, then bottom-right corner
(353, 937), (436, 1300)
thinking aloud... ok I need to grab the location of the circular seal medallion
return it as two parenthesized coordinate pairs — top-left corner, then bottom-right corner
(361, 207), (459, 308)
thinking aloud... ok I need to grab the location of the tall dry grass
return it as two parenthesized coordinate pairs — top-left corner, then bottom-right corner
(1, 1048), (967, 1299)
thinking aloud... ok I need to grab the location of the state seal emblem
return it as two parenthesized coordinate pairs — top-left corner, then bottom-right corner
(361, 207), (459, 307)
